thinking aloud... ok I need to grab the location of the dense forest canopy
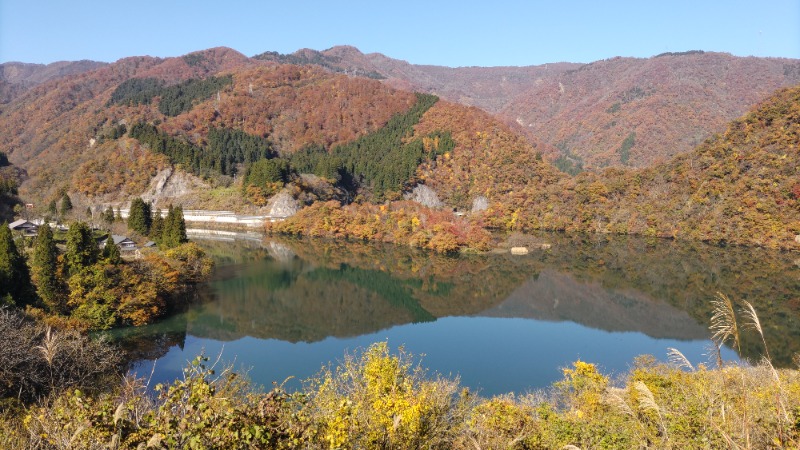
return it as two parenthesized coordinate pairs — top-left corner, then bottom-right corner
(126, 92), (454, 202)
(286, 93), (455, 199)
(108, 75), (233, 116)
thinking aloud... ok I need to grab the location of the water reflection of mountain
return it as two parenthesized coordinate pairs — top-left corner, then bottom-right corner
(188, 259), (435, 343)
(124, 234), (800, 366)
(191, 253), (708, 344)
(481, 269), (708, 339)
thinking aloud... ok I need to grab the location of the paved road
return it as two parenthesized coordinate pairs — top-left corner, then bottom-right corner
(117, 209), (287, 228)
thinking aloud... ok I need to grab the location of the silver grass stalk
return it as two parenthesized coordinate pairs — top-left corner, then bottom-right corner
(113, 402), (127, 426)
(667, 347), (694, 372)
(710, 292), (740, 352)
(35, 326), (60, 366)
(634, 381), (668, 439)
(634, 381), (661, 417)
(602, 387), (634, 417)
(740, 301), (771, 363)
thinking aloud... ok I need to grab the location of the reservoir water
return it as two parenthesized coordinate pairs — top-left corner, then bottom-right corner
(117, 233), (800, 397)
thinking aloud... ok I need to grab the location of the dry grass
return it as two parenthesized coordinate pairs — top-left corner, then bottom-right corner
(666, 347), (694, 372)
(710, 292), (740, 365)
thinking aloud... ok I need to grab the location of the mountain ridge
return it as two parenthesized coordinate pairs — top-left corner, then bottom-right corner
(7, 46), (798, 171)
(1, 45), (798, 251)
(256, 45), (800, 168)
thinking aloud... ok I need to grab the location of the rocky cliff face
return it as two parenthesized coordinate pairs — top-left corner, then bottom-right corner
(141, 167), (208, 208)
(268, 191), (300, 217)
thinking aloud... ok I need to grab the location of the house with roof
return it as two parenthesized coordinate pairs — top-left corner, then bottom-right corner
(101, 234), (137, 251)
(8, 219), (38, 236)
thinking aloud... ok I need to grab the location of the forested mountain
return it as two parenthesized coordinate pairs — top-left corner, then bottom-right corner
(502, 51), (800, 168)
(0, 47), (259, 205)
(1, 45), (798, 252)
(1, 46), (539, 210)
(0, 60), (107, 105)
(256, 46), (800, 169)
(484, 84), (800, 249)
(254, 45), (580, 113)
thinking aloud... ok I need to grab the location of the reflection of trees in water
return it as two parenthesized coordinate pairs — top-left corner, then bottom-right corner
(187, 257), (435, 343)
(529, 234), (800, 365)
(103, 316), (188, 368)
(281, 235), (800, 365)
(116, 234), (800, 367)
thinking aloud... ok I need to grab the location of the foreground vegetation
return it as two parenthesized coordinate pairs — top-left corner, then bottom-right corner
(1, 294), (798, 449)
(0, 347), (797, 449)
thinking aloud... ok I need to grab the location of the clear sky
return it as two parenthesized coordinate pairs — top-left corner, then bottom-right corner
(1, 0), (798, 67)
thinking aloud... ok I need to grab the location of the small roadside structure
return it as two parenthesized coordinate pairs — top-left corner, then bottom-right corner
(8, 219), (38, 236)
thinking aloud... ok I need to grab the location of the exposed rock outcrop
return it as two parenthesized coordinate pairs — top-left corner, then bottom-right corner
(405, 184), (443, 208)
(141, 167), (208, 207)
(268, 191), (300, 217)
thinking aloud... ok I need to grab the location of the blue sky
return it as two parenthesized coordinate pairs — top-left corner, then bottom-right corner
(1, 0), (798, 66)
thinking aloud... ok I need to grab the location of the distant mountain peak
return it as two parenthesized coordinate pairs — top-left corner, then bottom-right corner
(253, 46), (386, 79)
(322, 45), (365, 57)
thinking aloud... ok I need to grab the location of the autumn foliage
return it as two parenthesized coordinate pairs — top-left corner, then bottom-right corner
(483, 84), (800, 249)
(1, 46), (799, 254)
(502, 52), (800, 168)
(161, 64), (417, 155)
(268, 200), (491, 253)
(414, 100), (562, 209)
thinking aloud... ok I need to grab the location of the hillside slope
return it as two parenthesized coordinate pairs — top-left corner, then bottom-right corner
(502, 52), (800, 168)
(254, 45), (580, 113)
(486, 84), (800, 249)
(413, 100), (562, 209)
(0, 60), (107, 105)
(0, 48), (257, 205)
(257, 47), (800, 169)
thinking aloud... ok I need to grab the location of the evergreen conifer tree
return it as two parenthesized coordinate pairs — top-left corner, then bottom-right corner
(0, 223), (34, 306)
(102, 235), (122, 265)
(65, 222), (99, 276)
(103, 206), (116, 224)
(31, 224), (62, 312)
(59, 193), (73, 217)
(127, 197), (151, 235)
(161, 205), (188, 249)
(174, 205), (187, 244)
(151, 208), (164, 242)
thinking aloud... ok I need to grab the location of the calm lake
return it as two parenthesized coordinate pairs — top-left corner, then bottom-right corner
(115, 232), (800, 397)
